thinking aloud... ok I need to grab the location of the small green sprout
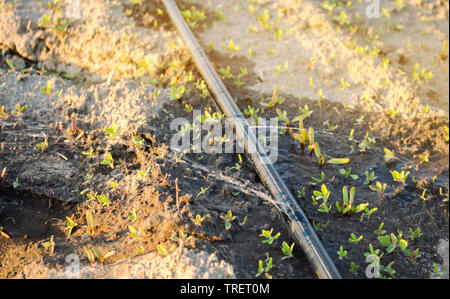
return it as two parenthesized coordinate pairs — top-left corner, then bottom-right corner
(360, 207), (378, 224)
(364, 171), (377, 185)
(13, 177), (19, 188)
(311, 172), (325, 184)
(349, 262), (358, 275)
(336, 186), (368, 218)
(339, 167), (359, 180)
(84, 247), (97, 267)
(409, 228), (423, 241)
(369, 181), (387, 200)
(260, 228), (281, 245)
(220, 210), (236, 230)
(192, 214), (206, 226)
(100, 153), (114, 169)
(43, 235), (55, 256)
(324, 120), (338, 132)
(104, 122), (121, 140)
(364, 244), (383, 259)
(36, 138), (49, 152)
(96, 194), (111, 207)
(312, 220), (329, 232)
(378, 231), (408, 253)
(195, 186), (209, 199)
(239, 216), (248, 227)
(92, 247), (115, 265)
(337, 246), (348, 260)
(391, 170), (410, 185)
(128, 208), (137, 222)
(157, 244), (175, 258)
(65, 216), (78, 237)
(348, 233), (363, 244)
(374, 223), (387, 236)
(404, 248), (421, 265)
(230, 154), (243, 170)
(260, 88), (285, 108)
(256, 253), (273, 279)
(85, 211), (95, 240)
(281, 242), (295, 260)
(169, 85), (186, 101)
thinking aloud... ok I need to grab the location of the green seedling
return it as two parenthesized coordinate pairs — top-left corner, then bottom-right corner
(312, 184), (332, 213)
(260, 88), (285, 108)
(61, 113), (81, 146)
(55, 17), (69, 33)
(358, 133), (376, 153)
(184, 104), (194, 113)
(195, 186), (209, 199)
(181, 6), (206, 29)
(256, 253), (273, 279)
(84, 247), (97, 267)
(374, 223), (387, 236)
(128, 208), (137, 222)
(412, 64), (433, 82)
(409, 228), (422, 241)
(137, 167), (151, 180)
(276, 109), (290, 128)
(281, 242), (295, 260)
(169, 85), (186, 101)
(364, 244), (383, 260)
(239, 216), (248, 227)
(433, 263), (445, 278)
(220, 210), (236, 230)
(260, 228), (280, 245)
(312, 220), (329, 232)
(219, 66), (234, 80)
(404, 248), (421, 265)
(85, 211), (95, 240)
(293, 105), (313, 122)
(364, 171), (377, 185)
(171, 230), (193, 248)
(231, 154), (243, 171)
(194, 80), (209, 98)
(92, 247), (115, 265)
(297, 186), (306, 199)
(391, 170), (409, 185)
(324, 120), (338, 132)
(12, 104), (28, 117)
(339, 167), (359, 180)
(384, 148), (397, 163)
(13, 177), (19, 188)
(337, 246), (348, 260)
(36, 138), (49, 152)
(369, 181), (387, 200)
(349, 262), (358, 275)
(225, 40), (240, 56)
(289, 120), (309, 152)
(65, 216), (78, 237)
(378, 231), (408, 253)
(43, 235), (55, 256)
(96, 194), (111, 207)
(105, 122), (121, 140)
(82, 148), (95, 158)
(336, 186), (369, 218)
(379, 261), (396, 279)
(360, 207), (378, 224)
(191, 214), (206, 226)
(100, 153), (114, 169)
(349, 233), (363, 244)
(157, 244), (175, 258)
(311, 172), (325, 184)
(128, 225), (139, 239)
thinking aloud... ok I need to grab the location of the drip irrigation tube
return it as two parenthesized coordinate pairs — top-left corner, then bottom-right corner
(161, 0), (342, 279)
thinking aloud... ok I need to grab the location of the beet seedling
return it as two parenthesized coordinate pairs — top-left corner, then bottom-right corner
(289, 120), (308, 152)
(349, 262), (358, 275)
(391, 170), (409, 185)
(409, 228), (422, 241)
(339, 167), (359, 180)
(374, 223), (387, 236)
(84, 247), (97, 267)
(260, 88), (285, 108)
(256, 253), (273, 279)
(191, 214), (205, 226)
(311, 172), (325, 184)
(337, 246), (348, 260)
(364, 171), (377, 185)
(281, 242), (295, 260)
(360, 207), (378, 224)
(92, 247), (115, 265)
(220, 210), (236, 230)
(349, 233), (363, 244)
(43, 235), (55, 256)
(169, 85), (186, 101)
(378, 231), (408, 254)
(336, 186), (368, 218)
(260, 228), (280, 245)
(100, 153), (114, 169)
(105, 122), (121, 140)
(369, 181), (387, 200)
(85, 211), (95, 240)
(61, 113), (82, 146)
(65, 216), (78, 237)
(404, 248), (421, 265)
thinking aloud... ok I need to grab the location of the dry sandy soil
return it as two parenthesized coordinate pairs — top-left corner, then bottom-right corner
(0, 0), (448, 279)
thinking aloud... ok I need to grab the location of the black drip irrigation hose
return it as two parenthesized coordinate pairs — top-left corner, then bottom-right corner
(161, 0), (342, 279)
